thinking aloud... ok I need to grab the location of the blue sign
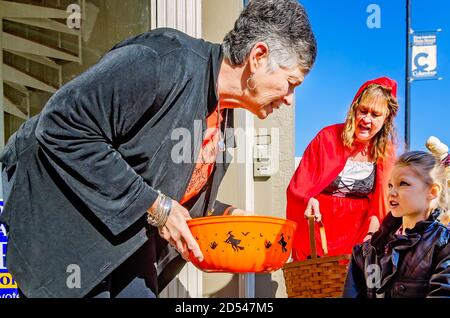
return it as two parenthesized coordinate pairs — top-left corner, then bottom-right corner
(0, 200), (19, 298)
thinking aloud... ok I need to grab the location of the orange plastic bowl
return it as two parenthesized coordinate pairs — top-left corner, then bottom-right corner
(187, 215), (297, 273)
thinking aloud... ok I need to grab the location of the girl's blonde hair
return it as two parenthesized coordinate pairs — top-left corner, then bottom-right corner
(395, 151), (449, 225)
(342, 84), (399, 160)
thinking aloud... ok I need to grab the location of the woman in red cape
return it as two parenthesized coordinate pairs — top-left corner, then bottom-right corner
(287, 77), (399, 261)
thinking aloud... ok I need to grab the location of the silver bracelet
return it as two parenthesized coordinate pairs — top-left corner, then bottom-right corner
(147, 191), (172, 228)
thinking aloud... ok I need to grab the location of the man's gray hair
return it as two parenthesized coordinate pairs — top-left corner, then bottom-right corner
(222, 0), (317, 72)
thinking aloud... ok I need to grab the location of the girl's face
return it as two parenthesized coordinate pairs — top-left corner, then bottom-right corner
(388, 165), (433, 218)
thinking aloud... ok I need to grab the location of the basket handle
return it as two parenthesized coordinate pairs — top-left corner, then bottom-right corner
(308, 216), (328, 258)
(307, 216), (317, 258)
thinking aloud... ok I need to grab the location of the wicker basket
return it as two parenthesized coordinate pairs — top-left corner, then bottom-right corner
(282, 216), (351, 298)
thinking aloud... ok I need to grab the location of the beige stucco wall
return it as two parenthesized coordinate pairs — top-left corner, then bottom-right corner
(253, 105), (296, 298)
(202, 0), (242, 44)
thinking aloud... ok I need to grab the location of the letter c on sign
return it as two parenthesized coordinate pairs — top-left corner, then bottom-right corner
(414, 52), (429, 71)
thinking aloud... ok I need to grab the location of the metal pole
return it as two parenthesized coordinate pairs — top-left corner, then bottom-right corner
(405, 0), (412, 150)
(239, 273), (255, 298)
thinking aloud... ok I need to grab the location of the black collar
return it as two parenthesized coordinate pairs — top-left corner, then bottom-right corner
(207, 44), (224, 116)
(371, 209), (442, 250)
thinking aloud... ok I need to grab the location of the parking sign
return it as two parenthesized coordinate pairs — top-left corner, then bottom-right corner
(0, 200), (19, 298)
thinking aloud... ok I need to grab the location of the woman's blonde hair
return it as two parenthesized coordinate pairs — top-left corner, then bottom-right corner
(395, 151), (449, 224)
(342, 84), (399, 160)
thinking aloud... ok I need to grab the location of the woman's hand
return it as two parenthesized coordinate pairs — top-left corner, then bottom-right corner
(157, 200), (204, 262)
(304, 197), (322, 222)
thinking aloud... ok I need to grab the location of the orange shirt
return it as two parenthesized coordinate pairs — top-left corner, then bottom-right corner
(180, 107), (223, 205)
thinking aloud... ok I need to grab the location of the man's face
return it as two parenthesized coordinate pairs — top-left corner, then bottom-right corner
(242, 63), (306, 119)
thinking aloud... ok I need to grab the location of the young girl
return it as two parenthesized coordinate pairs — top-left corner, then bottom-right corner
(343, 150), (450, 298)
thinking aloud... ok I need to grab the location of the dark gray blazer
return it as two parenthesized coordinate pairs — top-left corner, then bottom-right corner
(0, 28), (235, 297)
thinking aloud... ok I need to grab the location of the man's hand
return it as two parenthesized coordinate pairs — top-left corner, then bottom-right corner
(157, 200), (204, 262)
(304, 197), (321, 222)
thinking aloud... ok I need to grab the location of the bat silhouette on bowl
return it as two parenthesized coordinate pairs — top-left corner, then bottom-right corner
(187, 215), (297, 273)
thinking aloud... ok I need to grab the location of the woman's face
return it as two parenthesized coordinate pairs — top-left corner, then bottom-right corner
(243, 63), (306, 119)
(388, 165), (432, 218)
(354, 92), (388, 142)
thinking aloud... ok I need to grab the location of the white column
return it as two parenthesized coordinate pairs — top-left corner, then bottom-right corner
(235, 109), (255, 298)
(151, 0), (203, 298)
(151, 0), (201, 38)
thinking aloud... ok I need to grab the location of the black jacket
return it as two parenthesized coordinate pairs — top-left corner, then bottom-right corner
(0, 28), (235, 297)
(343, 210), (450, 298)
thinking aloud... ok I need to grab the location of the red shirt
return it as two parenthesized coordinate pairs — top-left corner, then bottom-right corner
(180, 107), (223, 204)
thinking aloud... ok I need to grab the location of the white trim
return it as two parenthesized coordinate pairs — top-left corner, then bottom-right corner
(151, 0), (203, 298)
(150, 0), (201, 38)
(235, 109), (255, 298)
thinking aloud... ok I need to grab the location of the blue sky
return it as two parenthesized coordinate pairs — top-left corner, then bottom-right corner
(294, 0), (450, 157)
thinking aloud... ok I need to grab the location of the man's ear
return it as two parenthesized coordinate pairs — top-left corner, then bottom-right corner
(248, 42), (269, 73)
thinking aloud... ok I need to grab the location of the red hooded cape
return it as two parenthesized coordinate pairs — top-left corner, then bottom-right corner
(286, 77), (397, 261)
